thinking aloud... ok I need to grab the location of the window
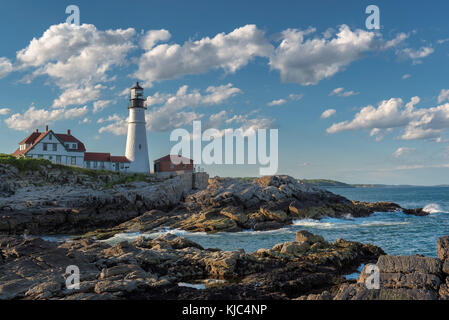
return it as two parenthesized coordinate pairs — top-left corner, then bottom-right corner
(53, 144), (57, 151)
(72, 144), (77, 149)
(56, 156), (61, 164)
(43, 143), (48, 151)
(139, 144), (142, 150)
(71, 157), (76, 165)
(86, 161), (90, 168)
(93, 161), (97, 168)
(120, 163), (124, 169)
(49, 134), (52, 140)
(49, 156), (53, 161)
(38, 154), (43, 159)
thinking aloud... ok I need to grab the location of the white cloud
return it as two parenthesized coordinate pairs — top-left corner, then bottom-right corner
(399, 46), (434, 64)
(135, 24), (273, 85)
(327, 96), (449, 141)
(269, 25), (403, 86)
(16, 23), (136, 106)
(98, 114), (128, 136)
(438, 89), (449, 104)
(321, 109), (336, 119)
(5, 105), (88, 131)
(393, 147), (415, 158)
(0, 57), (12, 79)
(64, 105), (88, 119)
(327, 97), (419, 134)
(402, 74), (411, 79)
(288, 93), (303, 101)
(267, 98), (287, 106)
(52, 84), (104, 108)
(93, 99), (112, 113)
(437, 38), (449, 44)
(146, 83), (242, 132)
(329, 87), (359, 97)
(0, 108), (11, 115)
(141, 29), (171, 50)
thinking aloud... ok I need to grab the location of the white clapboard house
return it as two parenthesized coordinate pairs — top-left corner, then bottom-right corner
(13, 125), (130, 172)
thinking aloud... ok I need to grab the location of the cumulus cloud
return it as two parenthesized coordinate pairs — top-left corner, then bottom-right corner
(135, 24), (273, 85)
(0, 108), (11, 115)
(52, 84), (104, 108)
(399, 46), (434, 64)
(93, 99), (112, 113)
(288, 93), (303, 101)
(16, 23), (136, 106)
(402, 74), (411, 79)
(321, 109), (336, 119)
(146, 83), (242, 131)
(98, 114), (128, 136)
(269, 25), (404, 86)
(5, 105), (89, 131)
(327, 96), (449, 141)
(393, 147), (415, 158)
(267, 98), (287, 106)
(0, 57), (13, 79)
(438, 89), (449, 104)
(329, 87), (359, 97)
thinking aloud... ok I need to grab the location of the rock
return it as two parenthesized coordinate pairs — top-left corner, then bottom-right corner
(296, 230), (325, 244)
(437, 236), (449, 261)
(375, 255), (442, 275)
(402, 208), (430, 216)
(253, 221), (284, 231)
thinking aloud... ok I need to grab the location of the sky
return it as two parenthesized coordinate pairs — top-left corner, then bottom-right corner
(0, 0), (448, 185)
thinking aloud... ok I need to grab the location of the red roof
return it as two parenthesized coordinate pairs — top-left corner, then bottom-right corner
(19, 131), (42, 145)
(84, 152), (111, 162)
(13, 131), (49, 157)
(55, 133), (86, 152)
(84, 153), (129, 163)
(13, 129), (86, 157)
(154, 154), (193, 164)
(110, 156), (130, 163)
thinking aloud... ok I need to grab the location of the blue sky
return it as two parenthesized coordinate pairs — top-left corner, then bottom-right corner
(0, 0), (448, 185)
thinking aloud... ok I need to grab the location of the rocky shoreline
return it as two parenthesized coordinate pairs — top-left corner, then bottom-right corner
(0, 163), (429, 238)
(0, 161), (441, 300)
(0, 231), (447, 300)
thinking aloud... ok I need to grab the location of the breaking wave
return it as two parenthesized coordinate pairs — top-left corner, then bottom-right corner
(423, 203), (446, 214)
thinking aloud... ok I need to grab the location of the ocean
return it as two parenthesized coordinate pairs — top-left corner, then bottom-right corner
(105, 186), (449, 257)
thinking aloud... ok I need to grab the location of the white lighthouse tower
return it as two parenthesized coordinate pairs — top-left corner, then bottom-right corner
(125, 82), (150, 173)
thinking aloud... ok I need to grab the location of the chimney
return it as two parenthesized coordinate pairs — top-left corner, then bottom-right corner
(35, 129), (39, 133)
(45, 125), (49, 132)
(67, 129), (71, 135)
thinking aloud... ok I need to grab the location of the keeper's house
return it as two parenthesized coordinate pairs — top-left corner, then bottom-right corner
(13, 126), (129, 172)
(154, 154), (194, 174)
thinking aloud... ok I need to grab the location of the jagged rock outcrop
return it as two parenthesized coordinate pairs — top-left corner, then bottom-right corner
(0, 163), (209, 235)
(297, 236), (449, 300)
(0, 230), (384, 300)
(112, 175), (427, 235)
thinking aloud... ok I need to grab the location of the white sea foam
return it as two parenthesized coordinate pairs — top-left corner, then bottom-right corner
(423, 203), (446, 214)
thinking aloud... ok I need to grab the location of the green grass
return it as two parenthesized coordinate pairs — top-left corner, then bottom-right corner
(0, 153), (52, 172)
(103, 173), (150, 189)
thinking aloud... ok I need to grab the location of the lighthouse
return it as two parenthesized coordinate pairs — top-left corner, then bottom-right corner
(125, 82), (150, 173)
